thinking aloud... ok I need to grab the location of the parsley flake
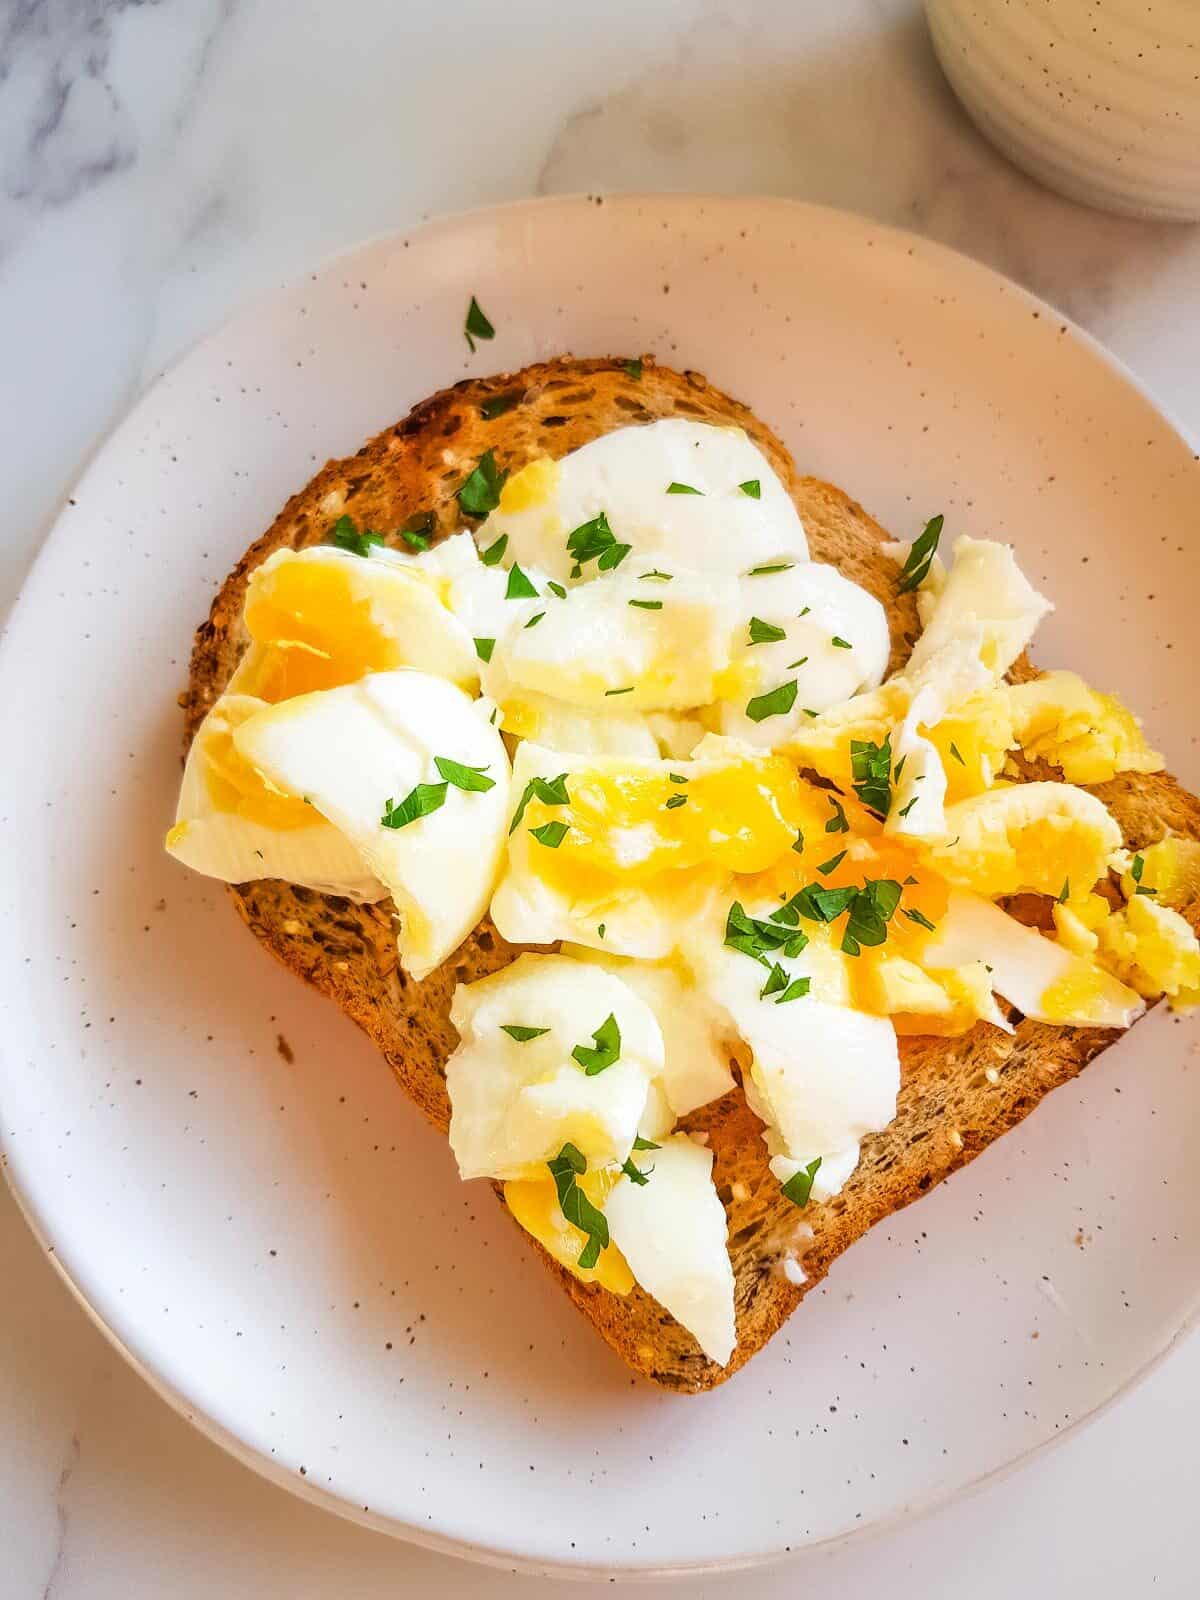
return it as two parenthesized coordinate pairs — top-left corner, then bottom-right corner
(746, 561), (795, 577)
(781, 1157), (822, 1209)
(381, 782), (447, 830)
(621, 358), (643, 380)
(605, 685), (634, 696)
(530, 820), (569, 849)
(400, 511), (435, 550)
(739, 479), (762, 499)
(505, 563), (538, 599)
(572, 1014), (621, 1075)
(748, 616), (787, 646)
(628, 598), (663, 610)
(547, 580), (567, 599)
(825, 796), (850, 834)
(480, 391), (520, 420)
(817, 850), (847, 875)
(464, 296), (495, 351)
(1130, 853), (1158, 895)
(509, 773), (569, 834)
(479, 532), (508, 566)
(831, 636), (853, 650)
(524, 610), (545, 628)
(949, 742), (966, 766)
(633, 1136), (660, 1151)
(329, 514), (383, 558)
(434, 756), (495, 793)
(666, 481), (703, 495)
(501, 1024), (550, 1042)
(898, 514), (944, 593)
(850, 736), (893, 817)
(638, 568), (673, 582)
(457, 450), (507, 517)
(548, 1144), (609, 1269)
(903, 907), (937, 932)
(473, 637), (495, 662)
(621, 1158), (652, 1186)
(746, 679), (798, 722)
(664, 794), (687, 810)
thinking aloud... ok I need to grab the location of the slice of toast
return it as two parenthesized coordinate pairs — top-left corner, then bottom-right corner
(183, 357), (1200, 1392)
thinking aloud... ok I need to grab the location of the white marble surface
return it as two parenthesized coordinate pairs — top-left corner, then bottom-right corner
(2, 1), (1198, 1594)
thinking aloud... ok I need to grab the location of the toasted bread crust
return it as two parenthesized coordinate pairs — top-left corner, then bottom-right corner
(186, 357), (1200, 1391)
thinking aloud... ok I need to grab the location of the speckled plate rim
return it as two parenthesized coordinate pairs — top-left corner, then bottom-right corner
(1, 193), (1198, 1579)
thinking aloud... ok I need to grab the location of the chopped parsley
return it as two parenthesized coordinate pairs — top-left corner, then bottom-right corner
(505, 563), (538, 599)
(457, 449), (507, 517)
(480, 391), (520, 420)
(621, 358), (643, 380)
(949, 742), (966, 766)
(780, 1157), (821, 1209)
(547, 580), (567, 599)
(638, 568), (673, 582)
(746, 679), (798, 723)
(633, 1136), (660, 1151)
(509, 772), (569, 834)
(434, 756), (495, 792)
(897, 513), (944, 593)
(896, 797), (919, 819)
(501, 1024), (550, 1042)
(666, 481), (703, 495)
(893, 754), (908, 783)
(664, 794), (688, 810)
(621, 1157), (652, 1186)
(759, 962), (811, 1004)
(825, 796), (850, 834)
(816, 850), (847, 875)
(524, 610), (545, 628)
(668, 773), (688, 784)
(605, 685), (634, 696)
(464, 296), (495, 351)
(787, 655), (810, 670)
(479, 531), (508, 566)
(530, 820), (569, 849)
(381, 782), (446, 830)
(841, 878), (903, 956)
(792, 828), (805, 854)
(739, 479), (762, 499)
(746, 561), (795, 577)
(565, 510), (631, 574)
(725, 901), (808, 965)
(1130, 853), (1157, 895)
(850, 736), (893, 817)
(903, 907), (937, 932)
(572, 1013), (621, 1075)
(548, 1144), (608, 1269)
(597, 923), (606, 939)
(748, 616), (787, 646)
(830, 636), (853, 650)
(400, 511), (435, 550)
(329, 514), (383, 558)
(473, 637), (495, 662)
(1058, 878), (1071, 904)
(629, 598), (663, 610)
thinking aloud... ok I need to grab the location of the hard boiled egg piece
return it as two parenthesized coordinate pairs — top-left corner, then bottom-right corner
(923, 890), (1144, 1027)
(165, 694), (384, 900)
(491, 736), (806, 959)
(229, 545), (479, 701)
(926, 782), (1122, 900)
(446, 953), (668, 1181)
(885, 686), (948, 839)
(906, 536), (1052, 685)
(232, 671), (510, 979)
(483, 567), (740, 711)
(1005, 670), (1164, 785)
(495, 691), (662, 758)
(605, 1133), (737, 1366)
(473, 419), (807, 583)
(719, 562), (891, 745)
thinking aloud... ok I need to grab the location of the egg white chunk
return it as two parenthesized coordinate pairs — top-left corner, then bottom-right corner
(446, 953), (668, 1181)
(686, 911), (900, 1202)
(166, 694), (384, 901)
(230, 544), (481, 695)
(484, 567), (740, 711)
(474, 419), (808, 583)
(564, 947), (737, 1117)
(924, 891), (1144, 1027)
(233, 671), (510, 980)
(907, 536), (1052, 685)
(495, 692), (663, 759)
(720, 561), (891, 745)
(606, 1133), (737, 1366)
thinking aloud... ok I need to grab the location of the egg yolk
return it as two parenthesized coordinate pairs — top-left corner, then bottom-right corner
(523, 756), (806, 905)
(504, 1169), (633, 1293)
(240, 558), (413, 702)
(201, 717), (317, 830)
(1040, 961), (1115, 1024)
(928, 809), (1115, 902)
(498, 457), (560, 513)
(926, 691), (1016, 802)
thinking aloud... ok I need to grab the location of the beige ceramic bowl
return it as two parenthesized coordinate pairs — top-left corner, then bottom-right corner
(927, 0), (1200, 220)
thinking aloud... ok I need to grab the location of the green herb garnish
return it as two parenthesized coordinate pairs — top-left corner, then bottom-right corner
(1130, 853), (1157, 895)
(841, 878), (903, 956)
(621, 358), (643, 380)
(509, 772), (570, 834)
(400, 511), (435, 550)
(748, 617), (787, 646)
(781, 1157), (821, 1209)
(897, 513), (944, 593)
(434, 756), (496, 793)
(381, 782), (447, 830)
(572, 1014), (621, 1075)
(746, 561), (794, 577)
(565, 510), (631, 573)
(501, 1024), (550, 1042)
(725, 902), (808, 965)
(458, 449), (507, 517)
(817, 850), (847, 875)
(547, 580), (567, 599)
(330, 514), (383, 558)
(629, 598), (663, 610)
(825, 796), (850, 834)
(739, 479), (762, 499)
(464, 296), (495, 351)
(605, 685), (634, 696)
(831, 636), (853, 650)
(473, 637), (495, 662)
(633, 1136), (660, 1151)
(505, 563), (538, 599)
(480, 392), (519, 420)
(1058, 879), (1071, 904)
(548, 1144), (608, 1269)
(949, 742), (966, 766)
(903, 907), (937, 932)
(746, 679), (798, 723)
(530, 820), (569, 849)
(638, 568), (673, 582)
(666, 481), (703, 495)
(850, 736), (893, 817)
(621, 1158), (651, 1186)
(479, 531), (508, 566)
(664, 794), (687, 810)
(524, 610), (545, 628)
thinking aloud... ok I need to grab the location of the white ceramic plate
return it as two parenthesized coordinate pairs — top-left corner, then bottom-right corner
(1, 196), (1198, 1578)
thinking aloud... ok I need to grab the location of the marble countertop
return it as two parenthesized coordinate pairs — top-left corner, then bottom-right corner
(2, 1), (1198, 1594)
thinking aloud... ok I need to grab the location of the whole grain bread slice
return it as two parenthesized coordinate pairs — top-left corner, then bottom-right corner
(183, 357), (1200, 1392)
